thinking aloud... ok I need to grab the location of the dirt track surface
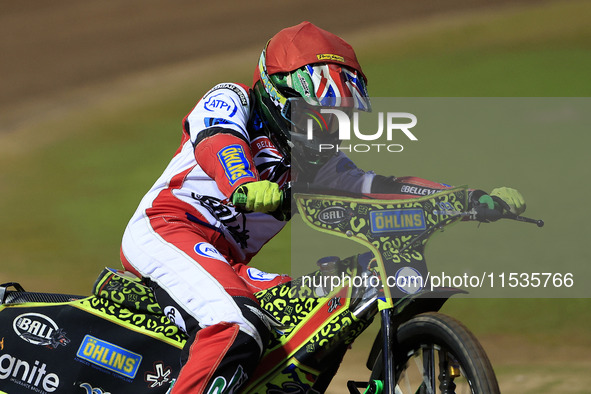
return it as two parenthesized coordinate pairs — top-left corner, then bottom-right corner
(1, 0), (549, 133)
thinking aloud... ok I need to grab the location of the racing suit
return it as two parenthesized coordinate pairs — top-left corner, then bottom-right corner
(121, 82), (451, 393)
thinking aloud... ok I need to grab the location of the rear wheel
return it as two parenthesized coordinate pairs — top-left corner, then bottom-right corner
(370, 312), (499, 394)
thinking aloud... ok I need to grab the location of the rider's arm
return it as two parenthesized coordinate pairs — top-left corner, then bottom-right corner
(371, 175), (526, 215)
(187, 83), (282, 213)
(311, 153), (453, 197)
(312, 153), (525, 215)
(371, 175), (492, 212)
(370, 174), (453, 197)
(310, 153), (375, 193)
(194, 131), (259, 197)
(186, 83), (260, 198)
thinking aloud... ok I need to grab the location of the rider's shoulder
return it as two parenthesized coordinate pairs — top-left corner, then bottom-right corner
(187, 82), (252, 121)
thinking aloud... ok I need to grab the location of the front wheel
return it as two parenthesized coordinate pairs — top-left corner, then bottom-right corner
(370, 312), (499, 394)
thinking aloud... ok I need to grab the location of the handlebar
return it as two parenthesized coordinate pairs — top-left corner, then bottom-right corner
(451, 205), (544, 227)
(233, 183), (544, 227)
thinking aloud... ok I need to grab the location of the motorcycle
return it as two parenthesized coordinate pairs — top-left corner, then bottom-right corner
(0, 186), (543, 394)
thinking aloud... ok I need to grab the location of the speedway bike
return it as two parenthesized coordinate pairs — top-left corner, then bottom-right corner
(0, 186), (542, 394)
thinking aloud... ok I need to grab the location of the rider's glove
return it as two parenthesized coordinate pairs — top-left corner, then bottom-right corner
(490, 187), (526, 215)
(475, 187), (526, 216)
(231, 180), (282, 213)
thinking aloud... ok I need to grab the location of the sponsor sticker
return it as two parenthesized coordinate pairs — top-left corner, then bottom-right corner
(317, 206), (348, 225)
(437, 201), (454, 211)
(316, 53), (345, 63)
(246, 267), (279, 282)
(206, 365), (247, 394)
(194, 242), (228, 263)
(163, 306), (187, 334)
(250, 136), (276, 156)
(249, 136), (289, 185)
(76, 335), (142, 379)
(144, 362), (172, 388)
(395, 267), (424, 295)
(259, 51), (287, 108)
(13, 313), (70, 349)
(203, 92), (238, 117)
(0, 353), (60, 392)
(206, 83), (248, 106)
(204, 117), (241, 128)
(370, 208), (426, 233)
(328, 297), (342, 313)
(217, 145), (255, 185)
(400, 185), (438, 196)
(79, 382), (111, 394)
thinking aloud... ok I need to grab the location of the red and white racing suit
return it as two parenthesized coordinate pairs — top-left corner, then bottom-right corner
(121, 82), (451, 393)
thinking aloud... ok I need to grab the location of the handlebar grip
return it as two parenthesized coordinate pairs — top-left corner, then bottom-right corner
(231, 183), (291, 221)
(473, 205), (545, 227)
(272, 183), (291, 221)
(473, 205), (502, 222)
(232, 188), (248, 210)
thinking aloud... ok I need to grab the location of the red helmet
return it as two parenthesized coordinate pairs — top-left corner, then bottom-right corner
(253, 21), (367, 86)
(253, 22), (371, 172)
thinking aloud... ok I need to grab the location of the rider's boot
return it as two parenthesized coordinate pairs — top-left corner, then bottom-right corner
(171, 321), (262, 393)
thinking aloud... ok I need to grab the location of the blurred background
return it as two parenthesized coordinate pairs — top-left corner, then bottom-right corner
(1, 0), (590, 392)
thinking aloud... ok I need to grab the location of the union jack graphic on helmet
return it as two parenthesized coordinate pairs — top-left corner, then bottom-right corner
(306, 63), (370, 111)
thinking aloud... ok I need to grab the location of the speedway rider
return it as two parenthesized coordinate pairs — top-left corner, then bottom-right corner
(121, 22), (525, 393)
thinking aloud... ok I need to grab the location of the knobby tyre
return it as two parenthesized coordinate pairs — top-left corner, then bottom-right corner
(370, 312), (500, 394)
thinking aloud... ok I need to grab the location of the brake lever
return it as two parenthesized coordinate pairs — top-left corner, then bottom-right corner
(501, 211), (545, 227)
(472, 206), (544, 227)
(434, 207), (544, 227)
